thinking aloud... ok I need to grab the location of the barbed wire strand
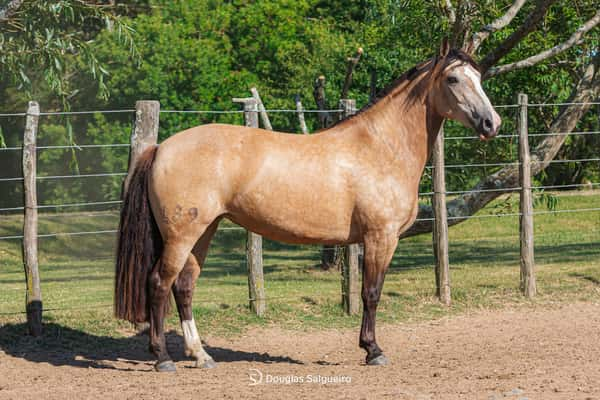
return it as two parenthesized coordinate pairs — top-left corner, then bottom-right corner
(1, 183), (596, 214)
(16, 158), (600, 182)
(38, 110), (135, 116)
(38, 144), (130, 150)
(528, 101), (600, 107)
(0, 199), (598, 240)
(0, 100), (596, 119)
(0, 144), (130, 151)
(0, 112), (26, 117)
(37, 200), (123, 209)
(0, 130), (597, 151)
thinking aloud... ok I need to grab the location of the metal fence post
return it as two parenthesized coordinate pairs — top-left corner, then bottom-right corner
(233, 97), (266, 316)
(22, 101), (42, 336)
(340, 98), (360, 315)
(432, 125), (451, 306)
(518, 93), (536, 298)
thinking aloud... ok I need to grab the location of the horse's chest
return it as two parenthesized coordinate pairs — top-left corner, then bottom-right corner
(355, 180), (418, 226)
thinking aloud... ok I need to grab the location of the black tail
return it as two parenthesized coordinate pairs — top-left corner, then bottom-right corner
(114, 146), (162, 323)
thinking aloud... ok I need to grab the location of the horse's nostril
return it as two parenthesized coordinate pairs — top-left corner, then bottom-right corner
(484, 119), (493, 130)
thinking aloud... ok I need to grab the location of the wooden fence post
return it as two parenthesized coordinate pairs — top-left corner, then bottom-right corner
(124, 100), (160, 194)
(340, 98), (360, 315)
(22, 101), (42, 336)
(518, 93), (536, 298)
(314, 76), (341, 271)
(250, 87), (273, 130)
(123, 100), (159, 332)
(313, 75), (332, 129)
(233, 97), (266, 316)
(432, 125), (451, 306)
(295, 94), (309, 134)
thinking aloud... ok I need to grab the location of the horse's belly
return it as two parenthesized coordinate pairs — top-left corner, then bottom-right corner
(227, 189), (356, 245)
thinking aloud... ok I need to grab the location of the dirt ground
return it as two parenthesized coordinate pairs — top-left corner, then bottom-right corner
(0, 302), (599, 400)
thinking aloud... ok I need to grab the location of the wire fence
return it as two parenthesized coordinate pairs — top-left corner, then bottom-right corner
(0, 101), (598, 316)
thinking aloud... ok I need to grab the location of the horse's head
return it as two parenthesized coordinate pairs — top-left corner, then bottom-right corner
(429, 39), (501, 140)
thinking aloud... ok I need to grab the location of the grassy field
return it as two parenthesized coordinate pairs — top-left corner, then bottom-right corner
(0, 191), (598, 342)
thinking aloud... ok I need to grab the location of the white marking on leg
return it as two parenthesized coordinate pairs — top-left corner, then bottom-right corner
(182, 319), (212, 362)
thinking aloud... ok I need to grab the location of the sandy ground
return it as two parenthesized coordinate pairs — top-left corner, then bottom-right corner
(0, 302), (599, 400)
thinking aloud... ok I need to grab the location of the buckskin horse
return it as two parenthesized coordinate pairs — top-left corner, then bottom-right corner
(115, 40), (501, 372)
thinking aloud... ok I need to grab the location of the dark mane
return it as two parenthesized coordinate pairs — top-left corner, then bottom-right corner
(331, 48), (480, 127)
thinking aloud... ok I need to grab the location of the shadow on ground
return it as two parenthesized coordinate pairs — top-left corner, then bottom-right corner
(0, 322), (302, 371)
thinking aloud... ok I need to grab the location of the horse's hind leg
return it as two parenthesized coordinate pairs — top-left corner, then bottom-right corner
(172, 219), (220, 368)
(172, 254), (216, 368)
(148, 239), (196, 372)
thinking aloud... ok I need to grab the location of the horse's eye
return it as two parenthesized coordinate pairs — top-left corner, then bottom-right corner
(447, 76), (459, 84)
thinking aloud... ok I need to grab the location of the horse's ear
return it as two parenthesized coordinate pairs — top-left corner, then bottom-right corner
(462, 38), (476, 55)
(439, 37), (450, 58)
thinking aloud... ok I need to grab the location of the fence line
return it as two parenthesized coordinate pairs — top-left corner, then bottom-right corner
(0, 172), (127, 182)
(1, 96), (598, 322)
(445, 134), (517, 140)
(528, 130), (600, 137)
(528, 101), (600, 107)
(0, 100), (595, 118)
(2, 181), (596, 213)
(38, 172), (127, 180)
(38, 144), (130, 150)
(0, 192), (597, 241)
(37, 200), (123, 209)
(0, 129), (596, 150)
(0, 144), (130, 151)
(0, 200), (122, 212)
(2, 156), (598, 183)
(38, 109), (135, 116)
(424, 157), (600, 171)
(444, 130), (600, 140)
(534, 182), (600, 190)
(2, 205), (597, 240)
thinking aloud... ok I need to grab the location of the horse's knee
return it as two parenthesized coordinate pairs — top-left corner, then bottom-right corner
(362, 286), (381, 308)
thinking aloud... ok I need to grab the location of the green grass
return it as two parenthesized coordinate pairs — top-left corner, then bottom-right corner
(0, 191), (598, 342)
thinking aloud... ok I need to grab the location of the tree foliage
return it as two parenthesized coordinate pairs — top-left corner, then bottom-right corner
(0, 0), (598, 209)
(0, 0), (137, 106)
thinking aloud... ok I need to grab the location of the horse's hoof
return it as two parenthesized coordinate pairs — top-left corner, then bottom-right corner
(155, 360), (177, 372)
(367, 354), (389, 366)
(194, 358), (217, 369)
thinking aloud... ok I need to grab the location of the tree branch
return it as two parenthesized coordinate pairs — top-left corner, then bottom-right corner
(469, 0), (527, 53)
(450, 0), (476, 48)
(0, 0), (24, 21)
(442, 0), (456, 25)
(479, 0), (559, 72)
(401, 52), (600, 239)
(340, 47), (363, 100)
(485, 10), (600, 78)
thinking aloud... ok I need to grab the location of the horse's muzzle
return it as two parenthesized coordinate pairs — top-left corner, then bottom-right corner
(478, 110), (501, 140)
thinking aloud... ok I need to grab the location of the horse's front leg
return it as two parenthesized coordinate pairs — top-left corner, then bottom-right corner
(359, 229), (398, 366)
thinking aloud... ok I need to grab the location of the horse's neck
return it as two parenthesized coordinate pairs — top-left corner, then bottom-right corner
(355, 86), (443, 173)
